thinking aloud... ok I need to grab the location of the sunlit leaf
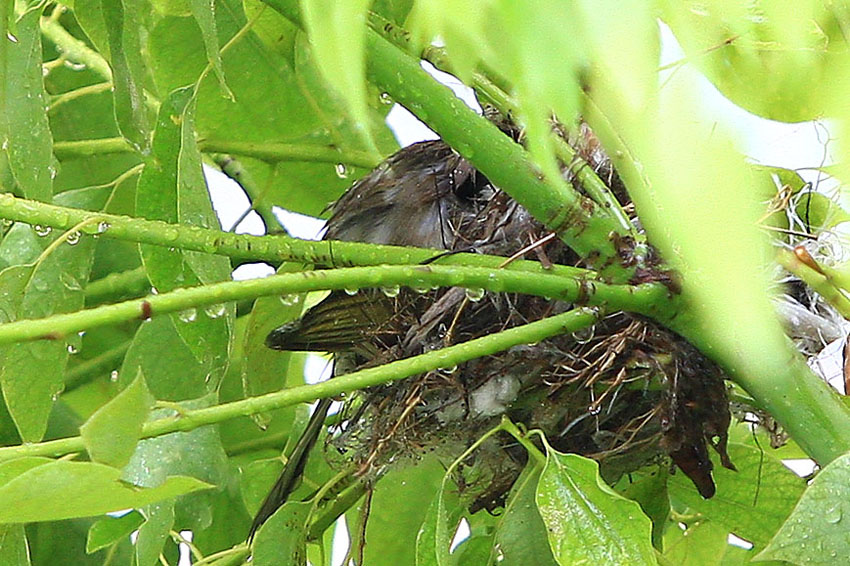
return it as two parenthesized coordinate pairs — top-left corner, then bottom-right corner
(536, 442), (655, 566)
(0, 523), (30, 566)
(0, 458), (210, 522)
(301, 0), (372, 145)
(2, 8), (55, 202)
(86, 511), (144, 553)
(660, 0), (849, 123)
(79, 370), (152, 468)
(188, 0), (232, 97)
(756, 452), (850, 565)
(493, 462), (558, 566)
(668, 443), (805, 549)
(252, 500), (311, 566)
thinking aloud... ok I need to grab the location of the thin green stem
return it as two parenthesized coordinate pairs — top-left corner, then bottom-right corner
(777, 248), (850, 318)
(39, 15), (112, 80)
(52, 137), (381, 168)
(209, 154), (280, 232)
(64, 340), (131, 390)
(0, 263), (663, 345)
(0, 193), (605, 282)
(0, 307), (600, 462)
(85, 266), (149, 305)
(49, 82), (112, 112)
(199, 140), (380, 169)
(53, 138), (133, 159)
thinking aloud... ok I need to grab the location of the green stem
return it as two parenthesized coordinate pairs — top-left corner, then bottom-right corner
(52, 137), (381, 169)
(48, 82), (112, 112)
(84, 266), (149, 305)
(64, 341), (131, 390)
(53, 138), (132, 159)
(0, 307), (600, 462)
(39, 15), (112, 80)
(0, 193), (604, 281)
(0, 263), (663, 345)
(208, 154), (280, 232)
(199, 140), (379, 169)
(777, 248), (850, 319)
(260, 0), (634, 281)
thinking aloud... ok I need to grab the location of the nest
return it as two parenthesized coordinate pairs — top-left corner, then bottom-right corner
(286, 134), (736, 510)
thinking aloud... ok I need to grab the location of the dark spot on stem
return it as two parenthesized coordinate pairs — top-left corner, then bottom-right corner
(41, 331), (62, 341)
(140, 300), (152, 320)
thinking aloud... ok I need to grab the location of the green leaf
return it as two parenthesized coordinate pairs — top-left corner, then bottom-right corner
(668, 443), (805, 550)
(86, 511), (144, 553)
(619, 467), (671, 550)
(98, 0), (150, 150)
(251, 500), (312, 566)
(135, 86), (233, 395)
(3, 8), (56, 202)
(29, 518), (134, 566)
(188, 0), (232, 97)
(301, 0), (372, 142)
(0, 459), (210, 522)
(0, 524), (30, 566)
(147, 0), (396, 217)
(79, 370), (153, 467)
(756, 452), (850, 565)
(415, 471), (463, 566)
(660, 0), (848, 122)
(662, 520), (739, 565)
(0, 234), (95, 442)
(536, 443), (656, 566)
(134, 501), (175, 566)
(120, 395), (229, 534)
(241, 264), (307, 428)
(493, 462), (558, 566)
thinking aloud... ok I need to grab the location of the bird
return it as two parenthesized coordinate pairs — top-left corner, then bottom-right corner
(248, 132), (733, 539)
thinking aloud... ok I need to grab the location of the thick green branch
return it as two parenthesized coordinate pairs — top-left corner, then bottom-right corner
(0, 264), (665, 345)
(0, 307), (600, 462)
(260, 0), (634, 281)
(0, 193), (604, 281)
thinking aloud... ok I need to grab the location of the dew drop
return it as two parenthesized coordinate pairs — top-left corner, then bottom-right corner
(63, 60), (87, 71)
(344, 287), (359, 296)
(34, 224), (52, 237)
(66, 231), (81, 245)
(66, 344), (78, 354)
(280, 294), (298, 306)
(110, 370), (119, 382)
(379, 92), (393, 105)
(465, 287), (485, 302)
(0, 218), (13, 231)
(204, 303), (227, 318)
(588, 405), (601, 416)
(6, 32), (18, 43)
(150, 286), (159, 295)
(412, 285), (430, 294)
(178, 308), (197, 323)
(381, 285), (400, 297)
(97, 221), (111, 234)
(334, 163), (348, 179)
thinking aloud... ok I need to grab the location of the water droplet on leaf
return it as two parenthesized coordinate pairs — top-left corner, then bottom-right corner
(204, 304), (227, 319)
(335, 163), (348, 179)
(34, 225), (52, 237)
(178, 308), (197, 323)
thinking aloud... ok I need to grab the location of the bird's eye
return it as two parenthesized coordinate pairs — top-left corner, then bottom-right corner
(455, 170), (491, 201)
